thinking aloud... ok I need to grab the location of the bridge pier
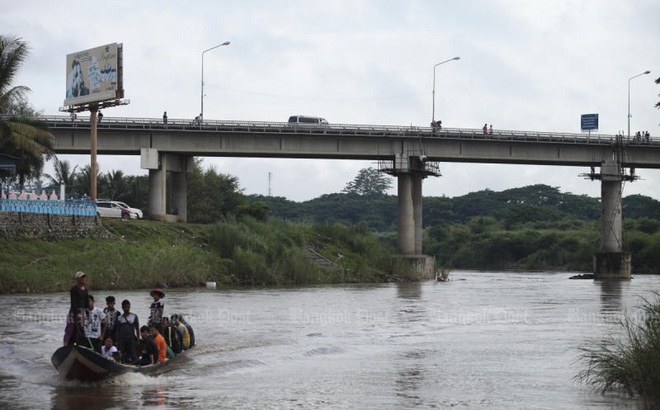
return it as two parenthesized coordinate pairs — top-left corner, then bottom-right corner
(142, 149), (191, 222)
(587, 156), (635, 280)
(383, 151), (441, 278)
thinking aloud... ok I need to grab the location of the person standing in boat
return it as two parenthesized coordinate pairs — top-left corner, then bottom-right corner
(103, 296), (120, 344)
(115, 299), (141, 364)
(84, 295), (107, 353)
(63, 271), (89, 346)
(148, 288), (165, 328)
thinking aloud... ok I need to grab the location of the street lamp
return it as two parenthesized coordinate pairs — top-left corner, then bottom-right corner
(627, 70), (650, 139)
(432, 56), (460, 125)
(201, 41), (230, 122)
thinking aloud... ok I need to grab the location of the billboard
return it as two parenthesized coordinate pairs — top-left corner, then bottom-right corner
(581, 113), (599, 131)
(64, 43), (124, 107)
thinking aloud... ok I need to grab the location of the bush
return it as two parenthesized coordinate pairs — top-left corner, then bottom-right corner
(577, 293), (660, 405)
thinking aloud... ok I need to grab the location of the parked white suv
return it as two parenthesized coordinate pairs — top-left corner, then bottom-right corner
(96, 200), (130, 219)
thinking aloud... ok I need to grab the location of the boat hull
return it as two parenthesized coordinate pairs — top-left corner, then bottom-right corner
(51, 344), (191, 381)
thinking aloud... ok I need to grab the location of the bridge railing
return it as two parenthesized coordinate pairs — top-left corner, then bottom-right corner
(5, 114), (656, 147)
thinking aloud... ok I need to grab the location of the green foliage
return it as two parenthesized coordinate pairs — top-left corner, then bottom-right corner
(249, 183), (660, 273)
(577, 294), (660, 405)
(187, 159), (245, 224)
(236, 201), (269, 221)
(0, 220), (230, 293)
(342, 167), (393, 197)
(203, 217), (411, 286)
(623, 195), (660, 219)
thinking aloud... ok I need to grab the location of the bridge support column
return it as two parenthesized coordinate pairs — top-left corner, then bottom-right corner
(397, 174), (415, 255)
(148, 167), (166, 221)
(142, 149), (191, 223)
(592, 158), (631, 279)
(412, 174), (423, 254)
(171, 171), (187, 223)
(385, 153), (441, 279)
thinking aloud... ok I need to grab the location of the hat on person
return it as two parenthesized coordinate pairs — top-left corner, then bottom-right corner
(74, 271), (86, 279)
(150, 288), (165, 298)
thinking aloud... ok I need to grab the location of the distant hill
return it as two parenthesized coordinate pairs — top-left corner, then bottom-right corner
(247, 184), (660, 232)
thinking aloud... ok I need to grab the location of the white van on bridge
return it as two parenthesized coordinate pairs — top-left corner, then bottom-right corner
(288, 115), (328, 125)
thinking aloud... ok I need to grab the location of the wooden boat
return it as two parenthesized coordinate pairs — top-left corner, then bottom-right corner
(51, 343), (193, 381)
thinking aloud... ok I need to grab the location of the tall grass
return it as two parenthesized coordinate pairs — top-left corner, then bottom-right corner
(576, 293), (660, 406)
(0, 217), (418, 293)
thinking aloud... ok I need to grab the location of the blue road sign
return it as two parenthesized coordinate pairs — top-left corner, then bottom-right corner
(581, 114), (599, 131)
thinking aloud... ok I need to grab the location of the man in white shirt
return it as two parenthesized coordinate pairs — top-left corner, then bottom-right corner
(84, 295), (107, 353)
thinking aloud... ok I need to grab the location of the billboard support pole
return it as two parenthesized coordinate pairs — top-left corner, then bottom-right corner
(90, 103), (98, 201)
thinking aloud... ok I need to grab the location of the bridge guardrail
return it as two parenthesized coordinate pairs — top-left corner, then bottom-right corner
(2, 114), (656, 147)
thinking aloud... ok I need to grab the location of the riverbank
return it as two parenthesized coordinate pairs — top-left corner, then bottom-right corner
(0, 217), (418, 294)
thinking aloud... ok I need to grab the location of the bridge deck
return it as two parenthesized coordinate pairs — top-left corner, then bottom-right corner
(9, 115), (659, 168)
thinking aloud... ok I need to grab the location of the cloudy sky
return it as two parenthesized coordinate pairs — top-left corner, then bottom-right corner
(3, 0), (660, 201)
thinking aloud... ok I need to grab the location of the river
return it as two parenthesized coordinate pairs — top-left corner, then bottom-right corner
(0, 271), (657, 409)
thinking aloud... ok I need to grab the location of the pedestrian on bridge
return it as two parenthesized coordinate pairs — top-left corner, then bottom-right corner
(489, 124), (493, 135)
(163, 111), (168, 126)
(482, 123), (488, 135)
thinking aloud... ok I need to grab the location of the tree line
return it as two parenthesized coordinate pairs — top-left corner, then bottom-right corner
(248, 182), (660, 274)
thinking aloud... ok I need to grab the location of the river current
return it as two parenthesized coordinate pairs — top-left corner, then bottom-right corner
(1, 271), (658, 409)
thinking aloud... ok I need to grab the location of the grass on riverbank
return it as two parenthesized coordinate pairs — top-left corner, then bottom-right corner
(0, 217), (417, 294)
(576, 293), (660, 406)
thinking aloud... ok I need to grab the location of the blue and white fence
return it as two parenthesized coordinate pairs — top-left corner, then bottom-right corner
(0, 190), (97, 216)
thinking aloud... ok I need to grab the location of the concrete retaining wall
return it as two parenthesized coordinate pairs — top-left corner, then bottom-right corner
(0, 212), (112, 240)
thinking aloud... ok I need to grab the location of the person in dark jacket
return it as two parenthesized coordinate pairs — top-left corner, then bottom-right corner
(115, 300), (140, 364)
(63, 271), (89, 346)
(137, 325), (158, 366)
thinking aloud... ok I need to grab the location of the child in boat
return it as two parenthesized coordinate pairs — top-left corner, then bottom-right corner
(101, 337), (118, 361)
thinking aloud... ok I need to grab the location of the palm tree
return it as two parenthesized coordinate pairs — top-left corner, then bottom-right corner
(43, 157), (79, 187)
(71, 164), (94, 198)
(0, 35), (56, 185)
(99, 169), (129, 201)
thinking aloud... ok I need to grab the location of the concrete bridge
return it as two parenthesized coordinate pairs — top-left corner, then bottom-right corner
(45, 115), (660, 278)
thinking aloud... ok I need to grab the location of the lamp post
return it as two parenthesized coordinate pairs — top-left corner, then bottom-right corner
(432, 57), (460, 124)
(201, 41), (230, 122)
(627, 70), (650, 139)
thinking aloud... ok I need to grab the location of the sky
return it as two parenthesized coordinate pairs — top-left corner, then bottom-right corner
(3, 0), (660, 202)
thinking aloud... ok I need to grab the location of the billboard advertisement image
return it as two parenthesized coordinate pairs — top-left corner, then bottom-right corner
(64, 43), (123, 107)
